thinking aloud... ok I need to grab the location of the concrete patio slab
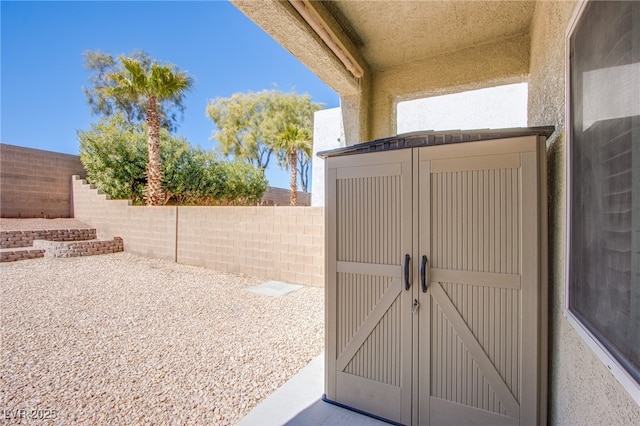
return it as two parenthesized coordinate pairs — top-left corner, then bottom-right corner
(238, 353), (391, 426)
(246, 280), (304, 297)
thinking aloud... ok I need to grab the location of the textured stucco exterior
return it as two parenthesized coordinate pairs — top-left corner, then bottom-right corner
(369, 34), (530, 140)
(397, 83), (528, 134)
(232, 1), (534, 145)
(233, 0), (640, 422)
(528, 1), (640, 423)
(311, 107), (344, 207)
(231, 0), (360, 97)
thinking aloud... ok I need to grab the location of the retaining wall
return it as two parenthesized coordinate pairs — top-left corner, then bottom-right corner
(0, 229), (97, 249)
(72, 176), (324, 286)
(0, 144), (86, 218)
(33, 237), (124, 258)
(0, 248), (45, 262)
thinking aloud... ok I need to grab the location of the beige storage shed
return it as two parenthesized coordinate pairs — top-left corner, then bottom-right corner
(320, 128), (552, 425)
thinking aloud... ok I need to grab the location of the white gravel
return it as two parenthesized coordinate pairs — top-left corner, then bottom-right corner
(1, 253), (324, 425)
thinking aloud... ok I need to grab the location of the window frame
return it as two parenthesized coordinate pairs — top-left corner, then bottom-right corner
(564, 0), (640, 405)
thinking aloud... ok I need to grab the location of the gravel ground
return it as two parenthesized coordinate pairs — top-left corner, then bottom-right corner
(1, 253), (324, 425)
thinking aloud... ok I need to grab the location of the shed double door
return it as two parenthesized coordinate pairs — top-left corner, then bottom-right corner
(325, 136), (547, 425)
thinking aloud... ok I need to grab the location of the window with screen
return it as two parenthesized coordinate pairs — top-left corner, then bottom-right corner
(567, 0), (639, 387)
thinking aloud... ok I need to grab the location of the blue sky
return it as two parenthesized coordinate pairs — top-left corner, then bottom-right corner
(1, 0), (340, 188)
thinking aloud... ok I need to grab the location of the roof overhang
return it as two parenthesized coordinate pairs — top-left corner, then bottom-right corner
(232, 0), (536, 99)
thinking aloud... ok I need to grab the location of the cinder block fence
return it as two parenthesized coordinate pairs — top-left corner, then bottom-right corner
(0, 143), (86, 218)
(72, 176), (325, 286)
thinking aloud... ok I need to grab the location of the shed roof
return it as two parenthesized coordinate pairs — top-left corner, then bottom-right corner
(317, 126), (555, 159)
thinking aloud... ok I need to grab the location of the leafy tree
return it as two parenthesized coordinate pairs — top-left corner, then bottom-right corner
(274, 125), (312, 205)
(78, 114), (267, 206)
(271, 92), (318, 198)
(163, 146), (267, 206)
(83, 50), (187, 133)
(206, 90), (276, 170)
(212, 161), (268, 206)
(206, 90), (322, 189)
(104, 55), (194, 205)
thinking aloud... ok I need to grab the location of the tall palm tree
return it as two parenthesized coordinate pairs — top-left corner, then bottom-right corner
(108, 57), (193, 206)
(276, 124), (312, 206)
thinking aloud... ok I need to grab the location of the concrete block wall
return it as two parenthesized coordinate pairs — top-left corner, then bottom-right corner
(261, 186), (311, 206)
(178, 206), (323, 286)
(0, 144), (86, 218)
(73, 176), (325, 286)
(72, 177), (177, 261)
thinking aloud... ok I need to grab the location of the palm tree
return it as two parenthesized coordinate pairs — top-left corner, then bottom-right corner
(276, 124), (312, 206)
(108, 57), (193, 206)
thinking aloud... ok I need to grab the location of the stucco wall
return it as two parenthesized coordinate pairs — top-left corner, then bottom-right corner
(528, 1), (640, 423)
(0, 143), (86, 218)
(311, 107), (345, 206)
(397, 83), (528, 133)
(369, 34), (530, 140)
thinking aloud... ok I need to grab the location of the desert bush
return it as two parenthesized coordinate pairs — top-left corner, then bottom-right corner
(78, 114), (267, 205)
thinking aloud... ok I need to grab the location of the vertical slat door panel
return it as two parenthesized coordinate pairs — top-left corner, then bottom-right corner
(418, 139), (541, 425)
(325, 136), (544, 425)
(326, 150), (413, 425)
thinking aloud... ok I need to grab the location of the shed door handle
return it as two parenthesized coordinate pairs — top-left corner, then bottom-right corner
(420, 255), (429, 293)
(404, 254), (411, 290)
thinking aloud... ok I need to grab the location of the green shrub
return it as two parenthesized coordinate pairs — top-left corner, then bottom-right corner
(78, 114), (147, 202)
(78, 114), (267, 205)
